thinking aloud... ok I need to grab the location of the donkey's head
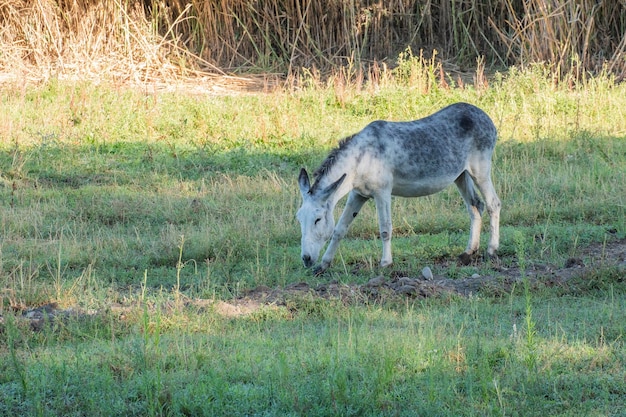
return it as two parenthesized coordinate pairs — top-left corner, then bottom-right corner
(296, 168), (346, 268)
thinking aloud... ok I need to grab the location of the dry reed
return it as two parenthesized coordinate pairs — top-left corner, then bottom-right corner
(0, 0), (624, 83)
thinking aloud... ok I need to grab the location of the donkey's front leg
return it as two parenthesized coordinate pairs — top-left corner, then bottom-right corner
(374, 193), (393, 267)
(315, 192), (369, 274)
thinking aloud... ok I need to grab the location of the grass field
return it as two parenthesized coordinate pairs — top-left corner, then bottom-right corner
(1, 65), (626, 416)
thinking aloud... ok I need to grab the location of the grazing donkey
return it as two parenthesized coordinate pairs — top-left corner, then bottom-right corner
(297, 102), (501, 274)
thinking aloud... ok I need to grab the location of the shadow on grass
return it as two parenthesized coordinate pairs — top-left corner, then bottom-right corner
(0, 140), (328, 188)
(3, 129), (624, 187)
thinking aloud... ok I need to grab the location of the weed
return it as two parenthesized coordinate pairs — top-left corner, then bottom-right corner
(5, 316), (28, 394)
(515, 231), (538, 376)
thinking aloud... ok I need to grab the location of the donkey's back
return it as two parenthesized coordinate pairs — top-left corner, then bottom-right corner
(353, 103), (497, 198)
(362, 102), (496, 151)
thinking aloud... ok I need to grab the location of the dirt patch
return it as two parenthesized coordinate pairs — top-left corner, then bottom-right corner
(231, 238), (626, 311)
(0, 302), (100, 332)
(2, 239), (625, 327)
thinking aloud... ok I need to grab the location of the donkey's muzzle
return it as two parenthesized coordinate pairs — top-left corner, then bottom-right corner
(302, 255), (314, 268)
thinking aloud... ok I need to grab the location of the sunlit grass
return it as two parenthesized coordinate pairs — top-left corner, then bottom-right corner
(2, 287), (624, 416)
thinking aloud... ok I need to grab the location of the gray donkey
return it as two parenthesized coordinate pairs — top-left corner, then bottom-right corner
(297, 102), (501, 274)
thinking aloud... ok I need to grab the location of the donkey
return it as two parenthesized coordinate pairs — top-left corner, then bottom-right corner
(297, 102), (501, 274)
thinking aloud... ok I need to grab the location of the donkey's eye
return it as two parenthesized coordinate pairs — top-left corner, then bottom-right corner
(314, 218), (322, 225)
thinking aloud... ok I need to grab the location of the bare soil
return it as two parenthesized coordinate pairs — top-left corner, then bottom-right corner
(3, 239), (625, 328)
(225, 238), (626, 313)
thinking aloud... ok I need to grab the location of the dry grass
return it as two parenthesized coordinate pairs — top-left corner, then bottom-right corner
(492, 0), (626, 80)
(0, 0), (214, 83)
(0, 0), (624, 84)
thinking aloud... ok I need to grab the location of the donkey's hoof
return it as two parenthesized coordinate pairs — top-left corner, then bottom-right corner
(312, 264), (327, 276)
(486, 252), (500, 266)
(457, 252), (474, 266)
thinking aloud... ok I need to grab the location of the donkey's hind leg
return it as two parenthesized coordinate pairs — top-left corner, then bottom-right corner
(455, 171), (484, 264)
(472, 173), (501, 258)
(466, 156), (501, 259)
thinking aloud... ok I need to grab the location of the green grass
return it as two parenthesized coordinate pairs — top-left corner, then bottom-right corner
(1, 67), (626, 416)
(2, 286), (625, 416)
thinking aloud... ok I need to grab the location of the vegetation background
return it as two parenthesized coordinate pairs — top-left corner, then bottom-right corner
(1, 1), (625, 416)
(1, 0), (625, 82)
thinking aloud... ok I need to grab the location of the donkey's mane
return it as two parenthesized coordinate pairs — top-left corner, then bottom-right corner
(314, 134), (355, 177)
(309, 134), (355, 194)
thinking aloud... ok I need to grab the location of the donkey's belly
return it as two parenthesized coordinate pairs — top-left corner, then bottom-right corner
(391, 176), (456, 197)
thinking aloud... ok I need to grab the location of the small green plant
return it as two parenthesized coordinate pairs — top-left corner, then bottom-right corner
(514, 231), (538, 376)
(393, 47), (440, 93)
(5, 316), (28, 394)
(174, 234), (185, 308)
(138, 291), (166, 417)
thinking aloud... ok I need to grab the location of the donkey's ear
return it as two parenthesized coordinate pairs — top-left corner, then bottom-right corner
(319, 173), (346, 202)
(298, 168), (311, 196)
